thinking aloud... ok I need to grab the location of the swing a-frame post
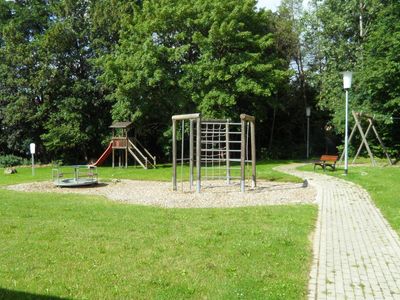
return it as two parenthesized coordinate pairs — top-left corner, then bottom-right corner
(339, 111), (393, 166)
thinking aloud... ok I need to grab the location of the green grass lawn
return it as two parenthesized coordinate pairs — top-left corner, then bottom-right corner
(0, 161), (315, 299)
(0, 160), (301, 186)
(300, 163), (400, 234)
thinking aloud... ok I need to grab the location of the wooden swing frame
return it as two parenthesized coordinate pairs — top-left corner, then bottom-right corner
(339, 111), (392, 166)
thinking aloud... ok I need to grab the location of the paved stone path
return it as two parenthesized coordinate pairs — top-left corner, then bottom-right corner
(276, 164), (400, 300)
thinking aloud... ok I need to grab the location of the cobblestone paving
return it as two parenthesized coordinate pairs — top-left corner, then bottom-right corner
(277, 164), (400, 300)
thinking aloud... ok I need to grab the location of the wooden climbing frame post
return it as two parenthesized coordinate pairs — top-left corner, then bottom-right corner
(240, 114), (256, 192)
(172, 113), (201, 193)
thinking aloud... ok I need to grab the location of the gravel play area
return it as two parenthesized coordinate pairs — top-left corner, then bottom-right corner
(6, 179), (316, 208)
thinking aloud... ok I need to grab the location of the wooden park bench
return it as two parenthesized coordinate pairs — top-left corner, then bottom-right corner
(314, 155), (339, 171)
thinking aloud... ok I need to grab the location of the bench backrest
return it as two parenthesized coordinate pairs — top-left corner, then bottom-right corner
(320, 155), (338, 162)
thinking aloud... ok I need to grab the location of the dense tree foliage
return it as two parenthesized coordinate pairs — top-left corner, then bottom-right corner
(0, 0), (295, 162)
(0, 0), (50, 157)
(0, 0), (399, 162)
(0, 0), (112, 162)
(98, 0), (293, 157)
(358, 1), (400, 119)
(304, 0), (400, 155)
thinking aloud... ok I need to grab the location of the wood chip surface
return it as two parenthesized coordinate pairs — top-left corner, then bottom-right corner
(6, 179), (316, 208)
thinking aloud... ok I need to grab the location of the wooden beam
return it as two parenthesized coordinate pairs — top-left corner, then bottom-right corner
(352, 111), (376, 166)
(240, 114), (255, 122)
(112, 148), (115, 168)
(251, 120), (256, 189)
(125, 135), (128, 168)
(371, 123), (393, 165)
(189, 119), (194, 191)
(172, 119), (177, 191)
(240, 119), (246, 192)
(352, 119), (372, 164)
(172, 113), (200, 121)
(196, 118), (201, 193)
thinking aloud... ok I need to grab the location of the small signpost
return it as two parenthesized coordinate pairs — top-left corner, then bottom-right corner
(30, 143), (35, 176)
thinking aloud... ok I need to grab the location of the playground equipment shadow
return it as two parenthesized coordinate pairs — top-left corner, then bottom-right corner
(0, 287), (66, 300)
(59, 182), (108, 189)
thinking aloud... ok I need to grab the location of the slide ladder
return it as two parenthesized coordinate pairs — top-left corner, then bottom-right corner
(128, 138), (156, 169)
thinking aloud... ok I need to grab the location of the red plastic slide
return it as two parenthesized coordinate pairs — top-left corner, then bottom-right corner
(91, 141), (113, 166)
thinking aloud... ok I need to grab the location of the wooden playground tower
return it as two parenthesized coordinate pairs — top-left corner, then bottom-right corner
(92, 122), (156, 169)
(110, 122), (132, 168)
(339, 111), (392, 166)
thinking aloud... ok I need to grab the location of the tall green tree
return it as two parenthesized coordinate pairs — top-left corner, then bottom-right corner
(356, 1), (400, 152)
(99, 0), (291, 156)
(303, 0), (400, 155)
(0, 0), (50, 156)
(37, 0), (112, 161)
(304, 0), (381, 126)
(0, 0), (113, 162)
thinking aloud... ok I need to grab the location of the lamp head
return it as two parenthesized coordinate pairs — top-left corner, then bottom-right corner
(306, 106), (311, 117)
(30, 143), (36, 154)
(342, 71), (353, 89)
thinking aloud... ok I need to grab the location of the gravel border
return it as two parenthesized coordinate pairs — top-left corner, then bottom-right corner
(6, 179), (316, 208)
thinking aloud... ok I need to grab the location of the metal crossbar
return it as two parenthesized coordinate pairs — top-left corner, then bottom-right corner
(201, 122), (241, 126)
(201, 131), (241, 135)
(201, 140), (241, 144)
(203, 176), (242, 180)
(201, 158), (252, 163)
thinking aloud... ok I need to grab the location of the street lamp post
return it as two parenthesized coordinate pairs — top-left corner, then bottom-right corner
(306, 106), (311, 159)
(30, 143), (36, 176)
(343, 71), (353, 175)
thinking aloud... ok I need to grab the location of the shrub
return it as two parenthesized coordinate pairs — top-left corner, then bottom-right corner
(0, 155), (29, 167)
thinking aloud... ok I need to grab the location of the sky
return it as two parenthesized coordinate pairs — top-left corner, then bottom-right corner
(256, 0), (282, 12)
